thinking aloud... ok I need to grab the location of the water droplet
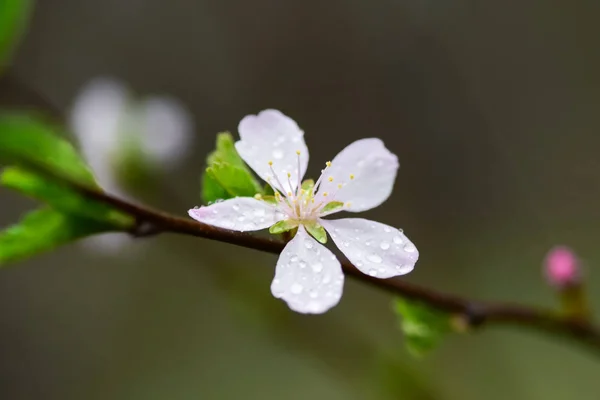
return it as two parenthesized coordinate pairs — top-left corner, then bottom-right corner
(383, 226), (391, 233)
(212, 210), (218, 214)
(354, 228), (360, 233)
(398, 228), (404, 233)
(356, 261), (363, 267)
(334, 228), (340, 233)
(237, 216), (245, 222)
(396, 264), (413, 273)
(367, 253), (383, 263)
(272, 149), (284, 159)
(309, 289), (318, 298)
(368, 269), (378, 276)
(290, 283), (303, 294)
(299, 261), (307, 269)
(193, 206), (199, 209)
(233, 205), (240, 211)
(290, 256), (299, 262)
(365, 240), (372, 246)
(312, 262), (323, 272)
(343, 241), (350, 247)
(330, 255), (337, 261)
(403, 244), (416, 253)
(393, 236), (403, 244)
(304, 241), (313, 249)
(380, 242), (390, 250)
(322, 274), (331, 284)
(254, 208), (265, 217)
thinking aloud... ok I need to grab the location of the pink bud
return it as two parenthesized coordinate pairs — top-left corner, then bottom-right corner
(544, 246), (580, 287)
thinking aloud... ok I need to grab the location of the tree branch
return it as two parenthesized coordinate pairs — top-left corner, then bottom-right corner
(3, 72), (599, 357)
(76, 181), (600, 356)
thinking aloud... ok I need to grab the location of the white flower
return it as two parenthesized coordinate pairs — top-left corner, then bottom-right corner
(69, 77), (193, 253)
(188, 109), (419, 314)
(69, 77), (193, 198)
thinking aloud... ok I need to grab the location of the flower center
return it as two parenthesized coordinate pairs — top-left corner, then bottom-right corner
(258, 151), (353, 224)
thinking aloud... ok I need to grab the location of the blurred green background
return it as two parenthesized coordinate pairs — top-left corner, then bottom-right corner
(1, 1), (600, 399)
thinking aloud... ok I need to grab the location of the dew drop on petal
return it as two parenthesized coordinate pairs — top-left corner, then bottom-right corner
(304, 241), (313, 249)
(383, 226), (391, 233)
(393, 236), (403, 244)
(233, 205), (240, 211)
(212, 210), (218, 214)
(299, 261), (307, 269)
(368, 269), (378, 276)
(254, 208), (265, 217)
(309, 289), (318, 298)
(291, 256), (299, 262)
(380, 242), (390, 250)
(237, 216), (245, 222)
(312, 262), (323, 273)
(403, 244), (416, 253)
(290, 283), (304, 294)
(398, 229), (404, 233)
(272, 149), (284, 159)
(367, 253), (383, 263)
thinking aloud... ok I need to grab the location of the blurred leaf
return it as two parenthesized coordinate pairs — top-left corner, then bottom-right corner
(393, 297), (451, 357)
(0, 207), (121, 266)
(1, 167), (135, 229)
(0, 0), (33, 74)
(201, 132), (263, 203)
(0, 113), (99, 187)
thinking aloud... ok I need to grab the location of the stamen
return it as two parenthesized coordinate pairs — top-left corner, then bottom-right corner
(328, 177), (334, 182)
(268, 162), (288, 197)
(313, 161), (332, 193)
(349, 174), (355, 180)
(322, 192), (328, 197)
(295, 150), (302, 197)
(337, 184), (342, 189)
(346, 202), (351, 207)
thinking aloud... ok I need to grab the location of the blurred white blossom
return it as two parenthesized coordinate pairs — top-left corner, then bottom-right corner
(69, 77), (194, 253)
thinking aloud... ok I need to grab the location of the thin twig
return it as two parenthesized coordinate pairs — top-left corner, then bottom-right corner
(4, 72), (600, 357)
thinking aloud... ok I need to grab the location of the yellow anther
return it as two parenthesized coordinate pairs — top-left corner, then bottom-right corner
(254, 194), (262, 199)
(346, 202), (352, 207)
(323, 192), (328, 197)
(287, 172), (291, 178)
(296, 150), (301, 155)
(268, 161), (273, 166)
(349, 174), (355, 180)
(326, 161), (332, 167)
(337, 184), (342, 189)
(311, 199), (315, 203)
(287, 192), (292, 196)
(275, 192), (281, 199)
(328, 176), (334, 182)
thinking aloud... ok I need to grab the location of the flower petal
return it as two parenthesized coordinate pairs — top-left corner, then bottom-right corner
(271, 226), (344, 314)
(235, 109), (309, 193)
(317, 138), (398, 212)
(138, 96), (193, 168)
(188, 197), (283, 232)
(320, 218), (418, 279)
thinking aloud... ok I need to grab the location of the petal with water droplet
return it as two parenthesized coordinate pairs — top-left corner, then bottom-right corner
(235, 109), (309, 192)
(271, 226), (344, 314)
(320, 218), (418, 279)
(188, 197), (283, 232)
(317, 138), (398, 212)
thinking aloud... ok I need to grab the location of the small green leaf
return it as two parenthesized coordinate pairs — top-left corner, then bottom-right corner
(393, 298), (451, 357)
(320, 201), (344, 214)
(269, 219), (298, 235)
(0, 0), (33, 74)
(257, 194), (278, 205)
(201, 172), (229, 204)
(301, 179), (315, 192)
(0, 208), (122, 266)
(1, 167), (134, 229)
(201, 132), (263, 204)
(206, 162), (262, 199)
(0, 113), (99, 187)
(304, 222), (327, 244)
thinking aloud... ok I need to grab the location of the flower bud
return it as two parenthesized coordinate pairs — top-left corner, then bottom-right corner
(544, 246), (580, 288)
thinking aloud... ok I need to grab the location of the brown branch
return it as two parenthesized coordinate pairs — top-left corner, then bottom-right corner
(4, 72), (600, 357)
(73, 181), (600, 356)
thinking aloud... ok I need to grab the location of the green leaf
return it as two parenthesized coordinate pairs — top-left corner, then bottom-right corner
(0, 113), (99, 187)
(304, 221), (327, 244)
(1, 167), (134, 229)
(269, 219), (298, 235)
(0, 0), (33, 74)
(0, 207), (119, 266)
(206, 162), (262, 199)
(201, 132), (263, 204)
(320, 201), (344, 214)
(393, 297), (451, 357)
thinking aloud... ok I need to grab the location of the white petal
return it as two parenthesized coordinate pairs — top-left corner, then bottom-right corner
(271, 226), (344, 314)
(235, 109), (309, 193)
(69, 77), (128, 188)
(320, 218), (418, 279)
(317, 138), (398, 212)
(138, 97), (194, 168)
(188, 197), (283, 232)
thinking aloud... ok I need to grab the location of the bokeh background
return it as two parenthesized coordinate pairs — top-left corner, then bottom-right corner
(1, 1), (600, 399)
